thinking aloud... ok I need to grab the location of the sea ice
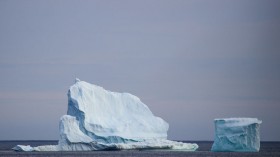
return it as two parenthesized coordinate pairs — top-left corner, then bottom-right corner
(13, 79), (198, 151)
(12, 145), (34, 151)
(211, 118), (262, 152)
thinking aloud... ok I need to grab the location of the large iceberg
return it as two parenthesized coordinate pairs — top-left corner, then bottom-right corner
(14, 79), (198, 151)
(211, 118), (262, 152)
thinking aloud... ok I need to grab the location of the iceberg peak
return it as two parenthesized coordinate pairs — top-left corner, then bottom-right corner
(75, 78), (81, 83)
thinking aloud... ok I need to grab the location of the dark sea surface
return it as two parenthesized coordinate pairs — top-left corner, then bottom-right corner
(0, 141), (280, 157)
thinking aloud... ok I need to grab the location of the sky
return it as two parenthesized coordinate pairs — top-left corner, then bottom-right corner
(0, 0), (280, 141)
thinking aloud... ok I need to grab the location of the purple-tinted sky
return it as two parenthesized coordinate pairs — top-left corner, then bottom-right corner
(0, 0), (280, 141)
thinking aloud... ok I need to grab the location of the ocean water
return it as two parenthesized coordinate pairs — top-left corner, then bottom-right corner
(0, 141), (280, 157)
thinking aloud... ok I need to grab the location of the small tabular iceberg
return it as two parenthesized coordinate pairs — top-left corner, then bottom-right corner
(13, 79), (198, 151)
(211, 118), (262, 152)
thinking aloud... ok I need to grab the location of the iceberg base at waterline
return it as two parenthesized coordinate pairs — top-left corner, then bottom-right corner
(13, 139), (198, 151)
(13, 79), (198, 151)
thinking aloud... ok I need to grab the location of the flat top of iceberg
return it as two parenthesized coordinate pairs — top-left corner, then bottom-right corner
(214, 118), (262, 126)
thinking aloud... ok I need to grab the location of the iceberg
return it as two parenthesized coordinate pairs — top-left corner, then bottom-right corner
(14, 79), (198, 151)
(211, 118), (262, 152)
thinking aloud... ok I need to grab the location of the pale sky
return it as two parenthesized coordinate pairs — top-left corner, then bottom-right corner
(0, 0), (280, 141)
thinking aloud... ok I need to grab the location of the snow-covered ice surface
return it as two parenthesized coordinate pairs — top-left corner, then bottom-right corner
(14, 79), (198, 151)
(211, 118), (262, 152)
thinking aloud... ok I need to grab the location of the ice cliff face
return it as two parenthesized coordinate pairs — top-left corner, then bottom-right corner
(66, 79), (168, 143)
(14, 79), (198, 151)
(211, 118), (262, 152)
